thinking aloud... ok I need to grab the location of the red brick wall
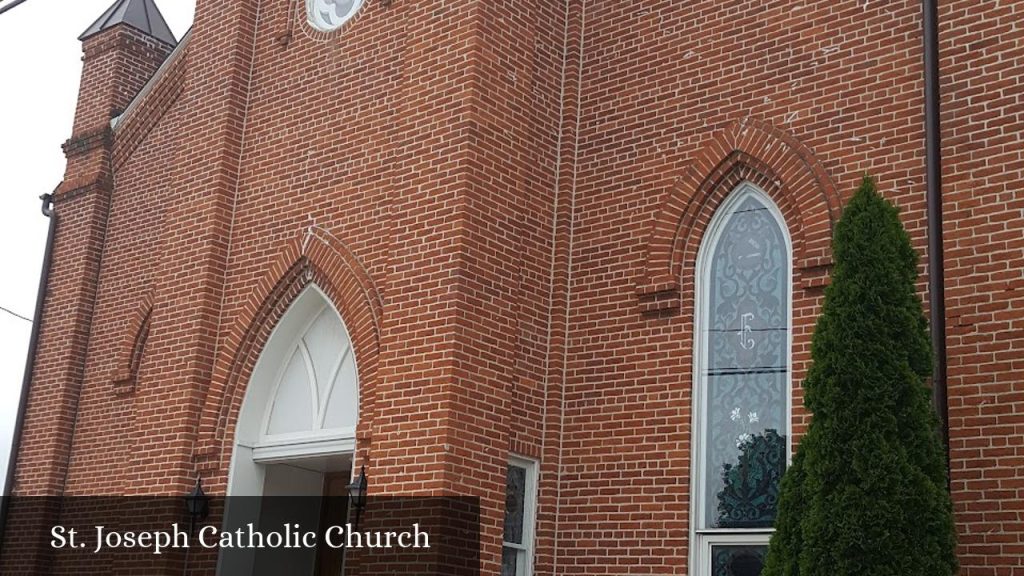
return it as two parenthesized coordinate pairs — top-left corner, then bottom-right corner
(5, 0), (1024, 574)
(70, 25), (174, 136)
(555, 1), (925, 572)
(0, 23), (173, 574)
(940, 1), (1024, 570)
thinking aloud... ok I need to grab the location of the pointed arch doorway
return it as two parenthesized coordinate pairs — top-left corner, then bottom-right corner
(221, 284), (359, 575)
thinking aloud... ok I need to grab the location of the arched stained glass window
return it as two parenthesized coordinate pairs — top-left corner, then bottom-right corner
(691, 183), (792, 576)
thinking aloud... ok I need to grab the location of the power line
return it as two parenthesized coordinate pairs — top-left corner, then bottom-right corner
(0, 305), (32, 323)
(0, 0), (30, 17)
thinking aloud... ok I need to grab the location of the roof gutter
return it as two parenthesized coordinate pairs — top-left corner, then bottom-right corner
(922, 0), (951, 478)
(0, 193), (57, 551)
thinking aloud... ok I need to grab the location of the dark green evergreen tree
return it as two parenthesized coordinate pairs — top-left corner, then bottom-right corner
(762, 176), (957, 576)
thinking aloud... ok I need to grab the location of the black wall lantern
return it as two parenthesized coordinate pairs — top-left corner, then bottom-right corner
(347, 465), (368, 529)
(185, 477), (210, 536)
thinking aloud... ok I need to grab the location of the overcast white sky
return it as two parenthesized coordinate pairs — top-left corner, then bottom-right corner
(0, 0), (195, 494)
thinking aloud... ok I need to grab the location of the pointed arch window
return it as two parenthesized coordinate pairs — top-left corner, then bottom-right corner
(691, 183), (792, 576)
(222, 285), (361, 575)
(255, 290), (359, 461)
(227, 285), (360, 475)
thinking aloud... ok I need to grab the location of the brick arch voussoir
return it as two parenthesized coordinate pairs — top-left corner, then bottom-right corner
(110, 289), (155, 394)
(194, 229), (382, 481)
(638, 119), (840, 314)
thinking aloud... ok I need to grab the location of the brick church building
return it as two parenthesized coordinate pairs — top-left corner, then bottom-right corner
(2, 0), (1022, 574)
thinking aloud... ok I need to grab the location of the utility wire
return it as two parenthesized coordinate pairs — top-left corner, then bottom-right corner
(0, 305), (32, 323)
(0, 0), (30, 17)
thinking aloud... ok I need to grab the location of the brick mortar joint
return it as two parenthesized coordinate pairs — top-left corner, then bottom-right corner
(82, 26), (174, 60)
(53, 177), (114, 203)
(62, 127), (113, 158)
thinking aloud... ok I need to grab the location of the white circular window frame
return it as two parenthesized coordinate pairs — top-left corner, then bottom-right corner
(306, 0), (365, 33)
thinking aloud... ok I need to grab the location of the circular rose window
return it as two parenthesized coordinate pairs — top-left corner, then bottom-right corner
(307, 0), (364, 32)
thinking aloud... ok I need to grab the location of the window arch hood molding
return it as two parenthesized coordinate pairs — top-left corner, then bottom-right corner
(194, 230), (382, 479)
(637, 119), (840, 313)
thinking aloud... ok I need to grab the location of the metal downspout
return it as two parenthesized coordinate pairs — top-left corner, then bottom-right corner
(923, 0), (951, 477)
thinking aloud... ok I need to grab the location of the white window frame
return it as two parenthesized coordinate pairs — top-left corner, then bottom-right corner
(689, 182), (793, 575)
(503, 455), (538, 576)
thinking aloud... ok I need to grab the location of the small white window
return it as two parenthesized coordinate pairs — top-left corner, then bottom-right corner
(307, 0), (364, 32)
(690, 182), (793, 576)
(502, 456), (538, 576)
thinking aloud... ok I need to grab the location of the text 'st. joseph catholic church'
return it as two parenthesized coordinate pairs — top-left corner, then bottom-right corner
(2, 0), (1023, 574)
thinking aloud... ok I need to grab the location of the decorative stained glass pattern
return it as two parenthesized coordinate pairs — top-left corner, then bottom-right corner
(717, 429), (786, 528)
(701, 192), (790, 529)
(307, 0), (362, 31)
(711, 545), (767, 576)
(502, 462), (532, 576)
(504, 464), (527, 544)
